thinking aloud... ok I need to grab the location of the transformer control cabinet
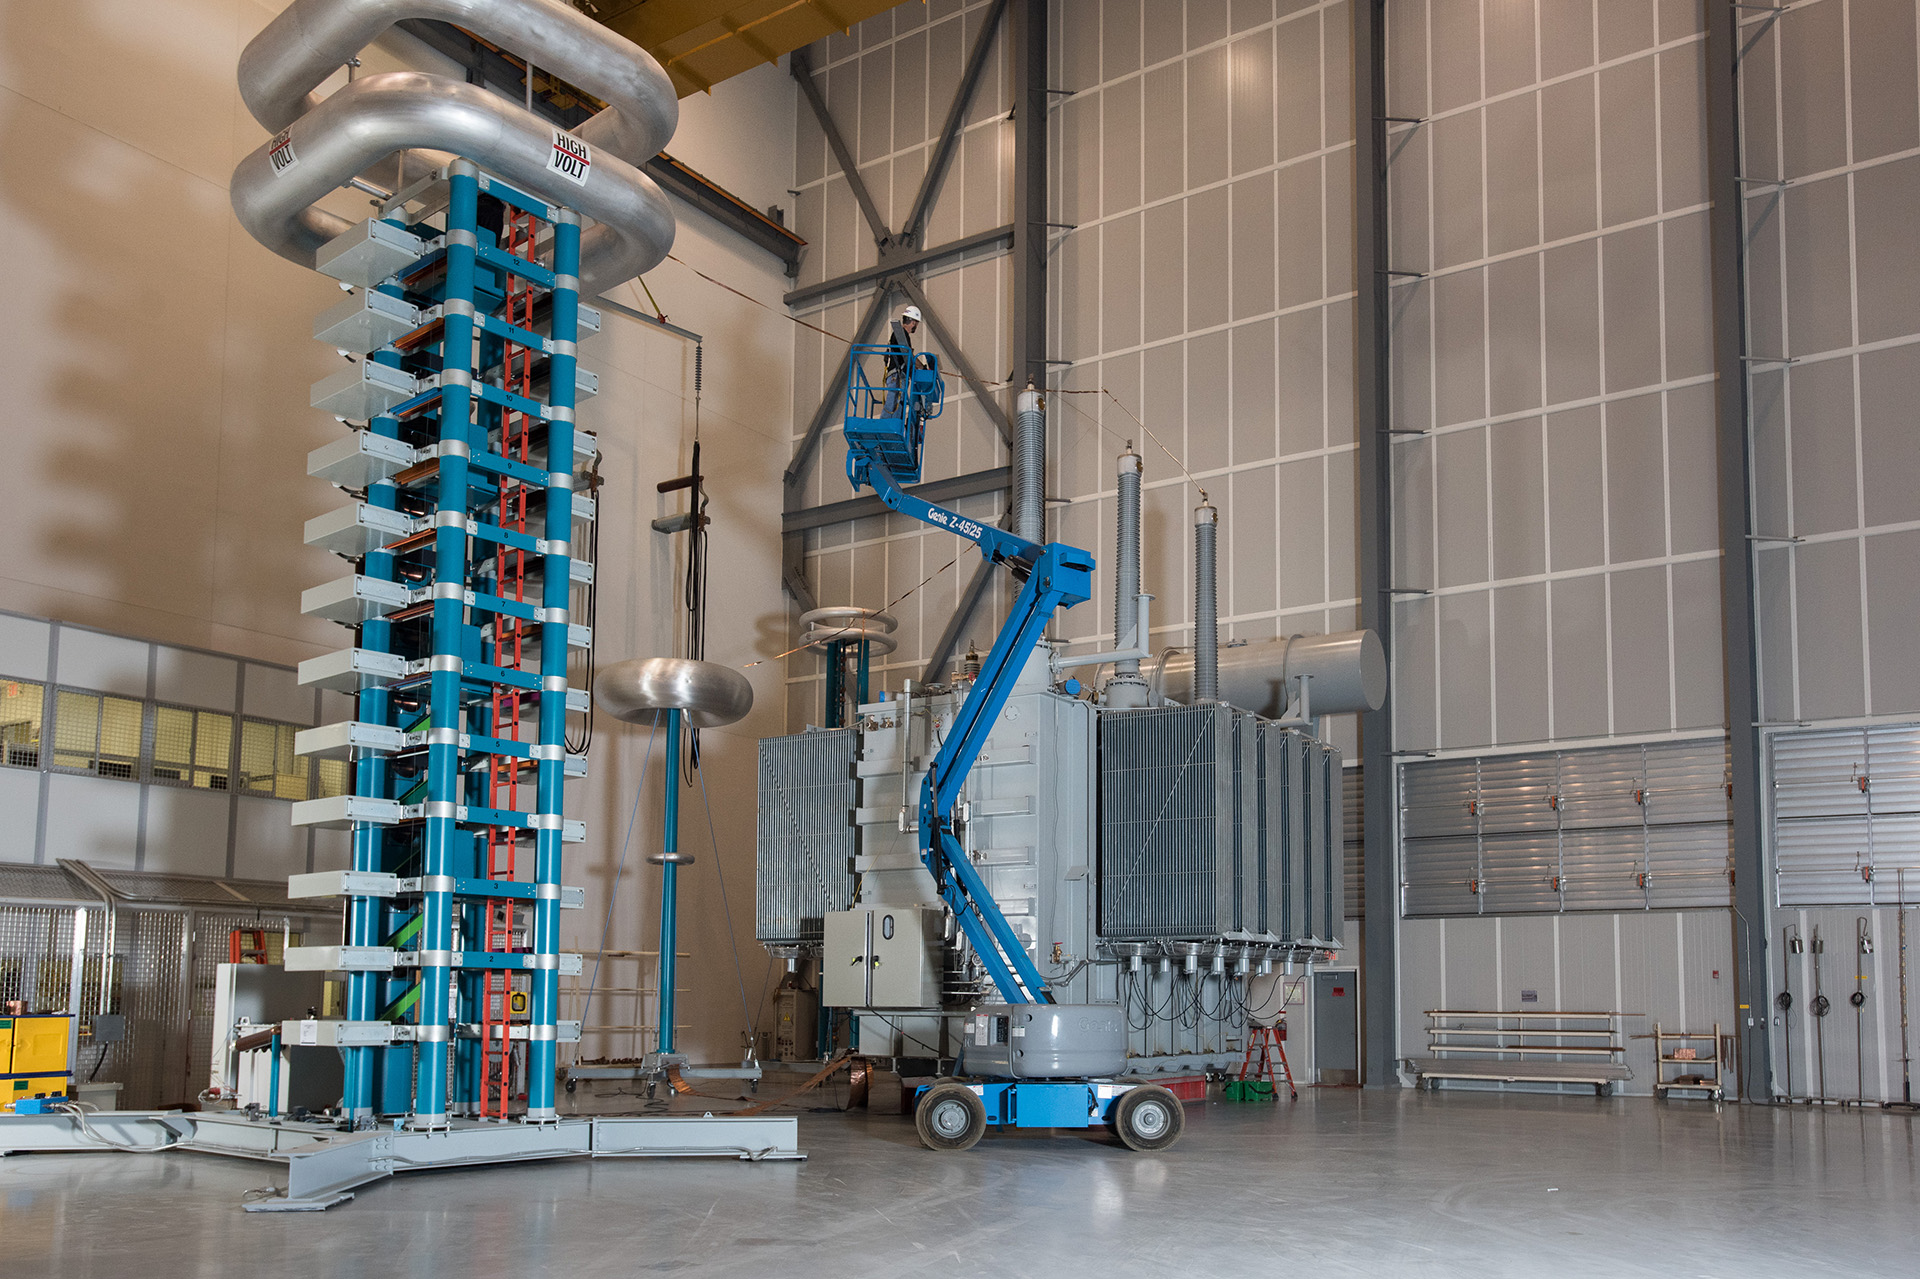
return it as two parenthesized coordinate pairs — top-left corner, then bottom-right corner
(823, 907), (943, 1008)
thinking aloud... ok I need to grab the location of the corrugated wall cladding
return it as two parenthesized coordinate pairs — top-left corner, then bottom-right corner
(1401, 736), (1732, 917)
(755, 729), (860, 945)
(785, 0), (1363, 765)
(1342, 763), (1363, 920)
(1771, 723), (1920, 907)
(1383, 0), (1727, 753)
(1741, 0), (1920, 727)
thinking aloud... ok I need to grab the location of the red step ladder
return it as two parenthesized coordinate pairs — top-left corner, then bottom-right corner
(1239, 1020), (1298, 1101)
(229, 928), (270, 965)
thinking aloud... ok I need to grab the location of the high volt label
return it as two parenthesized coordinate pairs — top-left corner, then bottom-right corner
(268, 128), (298, 175)
(548, 129), (591, 186)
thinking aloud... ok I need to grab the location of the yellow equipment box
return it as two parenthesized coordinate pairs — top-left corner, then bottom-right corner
(2, 1013), (73, 1112)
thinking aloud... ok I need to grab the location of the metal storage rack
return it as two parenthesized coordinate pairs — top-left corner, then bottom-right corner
(1651, 1022), (1725, 1102)
(1409, 1009), (1637, 1094)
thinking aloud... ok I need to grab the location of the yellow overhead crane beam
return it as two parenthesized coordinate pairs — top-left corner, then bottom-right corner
(592, 0), (915, 97)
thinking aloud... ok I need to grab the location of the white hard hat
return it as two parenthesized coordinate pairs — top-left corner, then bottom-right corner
(901, 306), (923, 323)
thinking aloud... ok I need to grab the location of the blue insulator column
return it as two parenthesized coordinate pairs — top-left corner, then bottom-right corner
(344, 395), (403, 1124)
(657, 707), (682, 1055)
(525, 209), (581, 1121)
(413, 158), (483, 1129)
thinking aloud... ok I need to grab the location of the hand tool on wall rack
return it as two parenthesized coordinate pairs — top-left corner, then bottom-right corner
(1779, 923), (1800, 1101)
(1811, 925), (1830, 1102)
(1851, 917), (1872, 1106)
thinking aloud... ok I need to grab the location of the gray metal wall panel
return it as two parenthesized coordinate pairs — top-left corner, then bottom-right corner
(787, 3), (1362, 744)
(1738, 6), (1920, 726)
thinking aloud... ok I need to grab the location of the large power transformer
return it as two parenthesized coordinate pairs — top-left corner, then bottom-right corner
(756, 644), (1351, 1076)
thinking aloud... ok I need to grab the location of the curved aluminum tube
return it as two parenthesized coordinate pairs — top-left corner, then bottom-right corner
(232, 73), (674, 295)
(238, 0), (676, 166)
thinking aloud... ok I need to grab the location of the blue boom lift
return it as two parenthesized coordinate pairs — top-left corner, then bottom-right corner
(839, 346), (1186, 1153)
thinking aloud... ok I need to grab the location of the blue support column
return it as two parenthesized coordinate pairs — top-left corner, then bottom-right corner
(345, 395), (404, 1122)
(658, 707), (682, 1055)
(524, 208), (581, 1121)
(413, 159), (483, 1129)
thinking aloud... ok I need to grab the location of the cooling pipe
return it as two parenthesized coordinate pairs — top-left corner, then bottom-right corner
(1193, 500), (1219, 703)
(1158, 630), (1387, 718)
(1014, 383), (1045, 544)
(231, 0), (677, 293)
(1104, 446), (1149, 708)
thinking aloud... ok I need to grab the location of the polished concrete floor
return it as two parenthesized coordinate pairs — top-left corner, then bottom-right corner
(5, 1088), (1917, 1278)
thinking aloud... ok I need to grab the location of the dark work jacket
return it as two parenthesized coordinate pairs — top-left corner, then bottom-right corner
(883, 320), (915, 380)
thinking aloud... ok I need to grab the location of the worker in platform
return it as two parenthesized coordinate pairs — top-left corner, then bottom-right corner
(883, 304), (929, 419)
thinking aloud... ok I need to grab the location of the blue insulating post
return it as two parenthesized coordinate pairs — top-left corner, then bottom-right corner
(658, 707), (681, 1054)
(413, 160), (483, 1128)
(855, 639), (871, 708)
(268, 1029), (282, 1119)
(344, 394), (403, 1122)
(525, 208), (581, 1120)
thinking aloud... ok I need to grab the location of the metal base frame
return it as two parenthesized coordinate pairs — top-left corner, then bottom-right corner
(0, 1110), (802, 1211)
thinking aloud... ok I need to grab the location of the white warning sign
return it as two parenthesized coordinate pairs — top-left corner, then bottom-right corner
(268, 127), (298, 175)
(548, 129), (591, 186)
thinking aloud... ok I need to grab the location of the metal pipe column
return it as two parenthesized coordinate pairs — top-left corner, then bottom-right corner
(525, 207), (582, 1122)
(657, 708), (683, 1054)
(1705, 0), (1771, 1099)
(414, 158), (483, 1129)
(1193, 501), (1218, 702)
(1353, 0), (1400, 1091)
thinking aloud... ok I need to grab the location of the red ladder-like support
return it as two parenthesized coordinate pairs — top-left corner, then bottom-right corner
(480, 205), (542, 1118)
(1239, 1022), (1298, 1101)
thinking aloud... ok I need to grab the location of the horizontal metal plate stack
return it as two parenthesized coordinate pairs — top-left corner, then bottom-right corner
(755, 729), (859, 946)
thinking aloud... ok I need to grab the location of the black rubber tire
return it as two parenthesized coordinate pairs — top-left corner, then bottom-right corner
(1113, 1085), (1184, 1152)
(915, 1081), (988, 1152)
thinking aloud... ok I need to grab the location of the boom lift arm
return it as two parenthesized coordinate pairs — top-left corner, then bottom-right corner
(841, 350), (1094, 1005)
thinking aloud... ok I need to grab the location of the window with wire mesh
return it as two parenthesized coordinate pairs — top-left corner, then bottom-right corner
(49, 688), (144, 780)
(239, 719), (309, 801)
(0, 677), (45, 769)
(314, 757), (352, 799)
(149, 704), (233, 791)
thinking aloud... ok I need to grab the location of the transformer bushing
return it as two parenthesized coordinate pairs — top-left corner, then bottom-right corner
(1104, 447), (1149, 709)
(1014, 383), (1046, 545)
(1193, 501), (1219, 703)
